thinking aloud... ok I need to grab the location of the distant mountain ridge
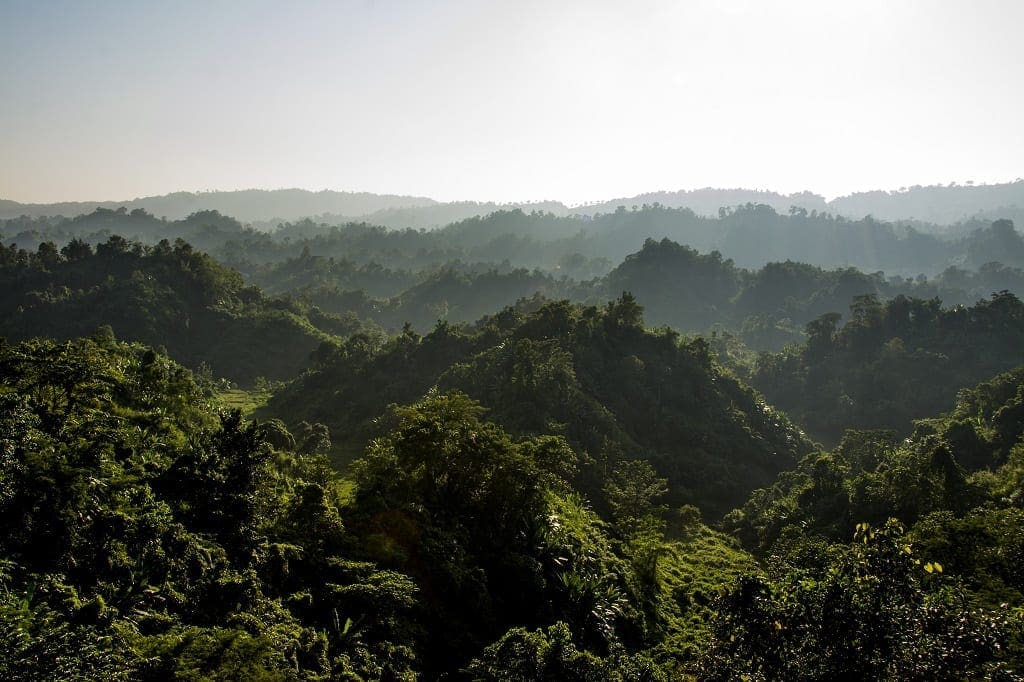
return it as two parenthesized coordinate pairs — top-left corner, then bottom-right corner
(0, 189), (437, 223)
(3, 180), (1023, 226)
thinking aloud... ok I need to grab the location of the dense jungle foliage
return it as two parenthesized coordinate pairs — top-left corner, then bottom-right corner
(2, 334), (1021, 679)
(2, 201), (1024, 678)
(0, 235), (378, 383)
(751, 290), (1024, 444)
(5, 211), (1024, 351)
(6, 184), (1024, 275)
(264, 295), (812, 518)
(0, 337), (775, 678)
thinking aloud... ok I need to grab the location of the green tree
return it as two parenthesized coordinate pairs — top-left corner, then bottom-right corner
(604, 459), (668, 532)
(699, 521), (1016, 680)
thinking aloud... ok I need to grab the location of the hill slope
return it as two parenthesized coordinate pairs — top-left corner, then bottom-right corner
(264, 295), (813, 517)
(750, 291), (1024, 444)
(0, 236), (361, 383)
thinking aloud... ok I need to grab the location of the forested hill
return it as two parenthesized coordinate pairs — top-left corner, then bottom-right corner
(829, 180), (1024, 225)
(730, 364), (1024, 559)
(0, 235), (373, 383)
(715, 365), (1024, 677)
(281, 233), (1024, 345)
(749, 291), (1024, 445)
(6, 225), (1024, 396)
(601, 235), (1024, 343)
(4, 180), (1023, 226)
(7, 205), (1024, 282)
(244, 208), (1024, 278)
(2, 322), (1019, 678)
(3, 216), (1023, 677)
(263, 295), (813, 518)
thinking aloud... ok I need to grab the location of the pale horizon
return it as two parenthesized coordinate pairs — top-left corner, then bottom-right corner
(3, 1), (1023, 206)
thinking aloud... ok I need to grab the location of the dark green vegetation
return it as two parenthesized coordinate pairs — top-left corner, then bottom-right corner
(729, 366), (1024, 560)
(4, 332), (1021, 678)
(7, 202), (1024, 280)
(606, 233), (1024, 345)
(715, 366), (1024, 678)
(7, 206), (1024, 347)
(0, 336), (410, 678)
(0, 337), (764, 679)
(0, 235), (376, 384)
(3, 195), (1024, 678)
(265, 295), (812, 518)
(751, 291), (1024, 444)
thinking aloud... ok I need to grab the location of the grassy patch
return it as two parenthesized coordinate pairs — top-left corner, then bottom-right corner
(217, 389), (272, 418)
(656, 525), (760, 659)
(334, 476), (357, 507)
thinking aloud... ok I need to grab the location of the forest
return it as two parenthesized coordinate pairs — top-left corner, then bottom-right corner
(2, 193), (1024, 680)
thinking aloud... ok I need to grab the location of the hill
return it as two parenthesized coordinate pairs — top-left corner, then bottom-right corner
(750, 291), (1024, 445)
(0, 335), (763, 678)
(0, 189), (436, 222)
(829, 180), (1024, 225)
(0, 236), (365, 384)
(263, 295), (814, 518)
(2, 317), (1016, 678)
(6, 180), (1024, 227)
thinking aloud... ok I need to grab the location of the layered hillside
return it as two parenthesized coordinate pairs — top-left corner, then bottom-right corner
(264, 295), (813, 517)
(0, 236), (362, 383)
(0, 336), (764, 679)
(751, 291), (1024, 444)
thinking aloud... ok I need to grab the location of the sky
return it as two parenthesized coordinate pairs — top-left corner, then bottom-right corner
(1, 0), (1023, 205)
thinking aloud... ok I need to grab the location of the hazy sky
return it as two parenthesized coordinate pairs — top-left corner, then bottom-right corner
(2, 0), (1023, 204)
